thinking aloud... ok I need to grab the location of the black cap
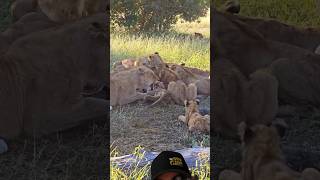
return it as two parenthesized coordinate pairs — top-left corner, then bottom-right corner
(151, 151), (191, 180)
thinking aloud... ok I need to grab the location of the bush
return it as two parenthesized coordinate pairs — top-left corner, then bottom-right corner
(111, 0), (209, 32)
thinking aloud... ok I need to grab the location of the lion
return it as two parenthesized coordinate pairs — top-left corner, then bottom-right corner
(212, 58), (278, 137)
(145, 80), (197, 107)
(178, 100), (210, 132)
(166, 63), (210, 77)
(10, 0), (38, 22)
(37, 0), (104, 22)
(158, 65), (179, 88)
(110, 66), (159, 106)
(2, 12), (57, 46)
(145, 52), (166, 76)
(0, 13), (108, 141)
(219, 122), (320, 180)
(170, 64), (209, 96)
(213, 8), (320, 106)
(194, 32), (204, 39)
(111, 57), (149, 75)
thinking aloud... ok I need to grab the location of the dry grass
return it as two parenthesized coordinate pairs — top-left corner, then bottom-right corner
(0, 119), (108, 179)
(110, 99), (210, 156)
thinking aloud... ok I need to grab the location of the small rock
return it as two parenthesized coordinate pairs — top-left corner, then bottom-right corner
(0, 139), (8, 154)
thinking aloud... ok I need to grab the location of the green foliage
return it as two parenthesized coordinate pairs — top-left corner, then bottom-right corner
(111, 0), (210, 32)
(214, 0), (320, 27)
(0, 0), (12, 31)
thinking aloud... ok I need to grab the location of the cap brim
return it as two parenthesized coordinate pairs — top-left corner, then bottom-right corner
(152, 169), (191, 180)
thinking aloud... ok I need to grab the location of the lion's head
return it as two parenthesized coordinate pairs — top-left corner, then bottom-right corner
(146, 52), (165, 75)
(238, 122), (286, 164)
(134, 66), (159, 93)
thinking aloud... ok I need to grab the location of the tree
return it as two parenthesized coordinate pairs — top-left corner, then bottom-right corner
(111, 0), (209, 32)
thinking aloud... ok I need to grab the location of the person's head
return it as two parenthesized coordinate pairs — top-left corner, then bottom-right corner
(151, 151), (198, 180)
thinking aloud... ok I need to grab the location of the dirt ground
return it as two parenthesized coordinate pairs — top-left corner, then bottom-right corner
(212, 104), (320, 178)
(110, 96), (210, 156)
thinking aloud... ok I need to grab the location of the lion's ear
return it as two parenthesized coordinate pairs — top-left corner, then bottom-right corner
(154, 52), (159, 55)
(180, 63), (185, 66)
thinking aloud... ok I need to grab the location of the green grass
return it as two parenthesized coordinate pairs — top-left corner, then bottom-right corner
(214, 0), (320, 27)
(0, 0), (12, 31)
(111, 34), (210, 71)
(110, 9), (210, 71)
(110, 146), (210, 180)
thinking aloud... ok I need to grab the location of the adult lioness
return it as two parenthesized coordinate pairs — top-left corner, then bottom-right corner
(219, 122), (320, 180)
(170, 64), (210, 96)
(178, 100), (210, 133)
(0, 13), (107, 140)
(110, 66), (159, 106)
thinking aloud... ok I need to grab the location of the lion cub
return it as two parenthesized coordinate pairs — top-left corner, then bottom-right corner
(178, 100), (210, 132)
(219, 122), (320, 180)
(170, 64), (209, 96)
(110, 66), (159, 106)
(111, 57), (149, 75)
(145, 81), (197, 107)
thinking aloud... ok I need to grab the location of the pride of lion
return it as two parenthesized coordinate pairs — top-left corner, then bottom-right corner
(110, 52), (210, 133)
(0, 0), (108, 153)
(214, 0), (320, 179)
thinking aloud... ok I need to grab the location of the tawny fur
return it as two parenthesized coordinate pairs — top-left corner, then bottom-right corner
(219, 122), (320, 180)
(170, 64), (210, 96)
(178, 100), (210, 132)
(110, 66), (159, 106)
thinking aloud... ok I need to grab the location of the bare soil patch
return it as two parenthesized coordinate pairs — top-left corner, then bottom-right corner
(110, 97), (210, 156)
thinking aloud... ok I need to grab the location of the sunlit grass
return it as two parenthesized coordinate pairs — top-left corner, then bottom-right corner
(111, 34), (210, 71)
(174, 10), (210, 38)
(214, 0), (320, 27)
(110, 146), (210, 180)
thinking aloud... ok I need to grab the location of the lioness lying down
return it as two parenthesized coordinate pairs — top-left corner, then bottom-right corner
(219, 122), (320, 180)
(110, 66), (159, 106)
(0, 13), (107, 140)
(178, 100), (210, 133)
